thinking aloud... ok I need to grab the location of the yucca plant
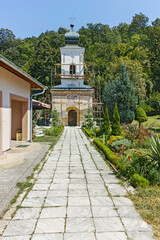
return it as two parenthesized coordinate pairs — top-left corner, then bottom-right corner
(147, 136), (160, 169)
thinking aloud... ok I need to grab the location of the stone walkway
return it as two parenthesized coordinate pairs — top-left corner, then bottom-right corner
(0, 143), (50, 218)
(0, 127), (153, 240)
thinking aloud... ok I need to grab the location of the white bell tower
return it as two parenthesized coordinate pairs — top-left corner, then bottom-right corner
(51, 24), (94, 127)
(60, 24), (86, 88)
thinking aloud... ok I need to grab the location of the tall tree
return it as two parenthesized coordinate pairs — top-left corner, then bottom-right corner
(103, 106), (110, 135)
(111, 103), (121, 136)
(103, 63), (138, 123)
(129, 13), (149, 35)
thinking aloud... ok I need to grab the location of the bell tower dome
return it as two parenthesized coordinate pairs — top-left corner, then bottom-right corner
(65, 24), (79, 45)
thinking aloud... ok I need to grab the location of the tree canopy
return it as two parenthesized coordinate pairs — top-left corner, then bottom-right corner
(0, 13), (159, 101)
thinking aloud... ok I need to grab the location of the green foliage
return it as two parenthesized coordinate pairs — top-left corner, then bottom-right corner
(108, 138), (131, 153)
(84, 109), (94, 129)
(122, 124), (149, 147)
(147, 91), (160, 114)
(93, 139), (122, 169)
(135, 106), (148, 127)
(120, 151), (148, 177)
(130, 174), (149, 188)
(111, 103), (121, 136)
(103, 63), (138, 123)
(109, 135), (123, 141)
(82, 127), (95, 138)
(51, 109), (60, 127)
(103, 106), (110, 134)
(140, 102), (155, 114)
(0, 14), (160, 102)
(147, 136), (160, 169)
(44, 126), (63, 136)
(129, 13), (149, 35)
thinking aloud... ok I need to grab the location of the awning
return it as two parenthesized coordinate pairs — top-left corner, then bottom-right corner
(32, 99), (50, 109)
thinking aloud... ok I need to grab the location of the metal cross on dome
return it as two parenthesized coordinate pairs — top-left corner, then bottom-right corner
(69, 15), (76, 26)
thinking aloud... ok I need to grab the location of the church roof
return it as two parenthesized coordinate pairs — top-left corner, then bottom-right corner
(65, 24), (79, 45)
(0, 54), (45, 90)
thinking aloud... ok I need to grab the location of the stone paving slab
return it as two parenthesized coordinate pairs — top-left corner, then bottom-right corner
(0, 144), (50, 217)
(0, 127), (154, 239)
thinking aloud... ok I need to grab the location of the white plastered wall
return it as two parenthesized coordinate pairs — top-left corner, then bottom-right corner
(0, 67), (31, 151)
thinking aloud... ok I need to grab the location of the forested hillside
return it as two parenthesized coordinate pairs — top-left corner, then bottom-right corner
(0, 13), (160, 105)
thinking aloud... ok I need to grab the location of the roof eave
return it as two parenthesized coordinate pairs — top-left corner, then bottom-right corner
(0, 54), (45, 90)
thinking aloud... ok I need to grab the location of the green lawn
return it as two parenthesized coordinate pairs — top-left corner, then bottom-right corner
(132, 115), (160, 133)
(128, 186), (160, 239)
(33, 135), (59, 149)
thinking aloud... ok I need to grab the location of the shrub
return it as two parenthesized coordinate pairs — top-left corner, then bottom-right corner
(135, 106), (148, 128)
(109, 135), (123, 142)
(147, 91), (160, 114)
(44, 126), (63, 136)
(121, 124), (149, 147)
(93, 139), (122, 169)
(82, 127), (95, 138)
(103, 106), (110, 135)
(130, 174), (149, 188)
(51, 109), (60, 127)
(84, 109), (94, 129)
(111, 103), (121, 136)
(147, 136), (160, 169)
(119, 151), (148, 178)
(140, 102), (155, 114)
(146, 165), (160, 185)
(108, 138), (131, 153)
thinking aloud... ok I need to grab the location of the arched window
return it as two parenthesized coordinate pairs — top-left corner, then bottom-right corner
(70, 64), (76, 75)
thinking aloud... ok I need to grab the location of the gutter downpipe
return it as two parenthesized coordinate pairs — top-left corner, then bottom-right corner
(30, 87), (47, 143)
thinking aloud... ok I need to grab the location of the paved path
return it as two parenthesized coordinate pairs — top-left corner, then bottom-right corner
(0, 127), (153, 240)
(0, 144), (50, 217)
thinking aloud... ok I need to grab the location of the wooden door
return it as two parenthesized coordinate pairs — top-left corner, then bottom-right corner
(68, 110), (77, 126)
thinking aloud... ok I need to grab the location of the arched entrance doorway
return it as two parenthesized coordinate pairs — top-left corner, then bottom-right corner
(68, 110), (77, 126)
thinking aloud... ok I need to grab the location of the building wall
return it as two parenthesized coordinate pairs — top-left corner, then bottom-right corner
(0, 91), (2, 152)
(52, 91), (93, 126)
(0, 67), (31, 151)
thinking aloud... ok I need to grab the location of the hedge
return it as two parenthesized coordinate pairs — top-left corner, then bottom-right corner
(93, 139), (122, 170)
(44, 126), (64, 136)
(93, 139), (150, 188)
(130, 174), (149, 188)
(82, 127), (94, 138)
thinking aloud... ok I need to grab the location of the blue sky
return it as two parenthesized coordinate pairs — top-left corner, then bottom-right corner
(0, 0), (159, 39)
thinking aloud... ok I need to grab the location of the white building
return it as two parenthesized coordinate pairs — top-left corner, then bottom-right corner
(51, 25), (94, 126)
(0, 55), (45, 152)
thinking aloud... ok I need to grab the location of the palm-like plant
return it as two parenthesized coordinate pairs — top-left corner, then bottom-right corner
(147, 136), (160, 168)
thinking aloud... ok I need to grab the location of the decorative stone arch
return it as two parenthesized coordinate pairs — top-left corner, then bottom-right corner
(66, 106), (80, 126)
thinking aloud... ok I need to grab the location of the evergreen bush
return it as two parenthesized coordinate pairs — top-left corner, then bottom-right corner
(84, 109), (94, 129)
(130, 174), (149, 188)
(93, 139), (122, 169)
(103, 106), (110, 134)
(103, 63), (138, 123)
(135, 106), (148, 128)
(51, 109), (60, 127)
(111, 103), (121, 136)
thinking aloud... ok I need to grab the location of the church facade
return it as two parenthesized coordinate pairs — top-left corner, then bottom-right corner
(51, 25), (94, 126)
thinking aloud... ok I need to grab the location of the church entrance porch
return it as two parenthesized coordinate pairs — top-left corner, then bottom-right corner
(68, 109), (77, 126)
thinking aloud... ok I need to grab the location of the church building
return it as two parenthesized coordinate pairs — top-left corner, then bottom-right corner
(51, 25), (94, 126)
